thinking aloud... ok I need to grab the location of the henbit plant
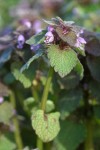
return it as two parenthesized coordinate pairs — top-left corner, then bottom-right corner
(20, 17), (86, 149)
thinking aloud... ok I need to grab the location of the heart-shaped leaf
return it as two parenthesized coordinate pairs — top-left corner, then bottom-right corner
(32, 110), (60, 142)
(47, 45), (78, 77)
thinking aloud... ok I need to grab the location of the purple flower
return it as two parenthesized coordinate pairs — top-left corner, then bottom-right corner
(0, 97), (4, 104)
(75, 30), (86, 50)
(47, 26), (54, 32)
(44, 31), (54, 44)
(17, 34), (25, 49)
(17, 34), (25, 44)
(33, 20), (42, 34)
(22, 19), (31, 29)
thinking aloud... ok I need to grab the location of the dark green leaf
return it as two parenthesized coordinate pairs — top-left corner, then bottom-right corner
(21, 49), (43, 72)
(87, 56), (100, 82)
(0, 47), (13, 67)
(54, 120), (86, 150)
(3, 73), (15, 85)
(26, 30), (46, 45)
(89, 81), (100, 103)
(58, 88), (83, 119)
(85, 38), (100, 56)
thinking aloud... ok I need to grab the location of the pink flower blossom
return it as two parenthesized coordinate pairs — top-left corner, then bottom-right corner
(21, 19), (31, 28)
(75, 30), (86, 50)
(44, 31), (54, 44)
(0, 97), (4, 104)
(33, 20), (42, 34)
(47, 26), (54, 32)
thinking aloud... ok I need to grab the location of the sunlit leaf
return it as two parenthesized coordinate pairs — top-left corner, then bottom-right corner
(32, 110), (60, 142)
(0, 102), (14, 125)
(0, 134), (16, 150)
(47, 45), (78, 77)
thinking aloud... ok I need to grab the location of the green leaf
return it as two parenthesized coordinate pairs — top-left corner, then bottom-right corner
(26, 30), (46, 45)
(21, 49), (43, 72)
(58, 88), (83, 119)
(87, 56), (100, 82)
(54, 120), (86, 150)
(11, 61), (37, 88)
(32, 110), (60, 142)
(43, 18), (60, 26)
(94, 106), (100, 119)
(47, 45), (78, 77)
(85, 38), (100, 56)
(89, 81), (100, 103)
(0, 134), (16, 150)
(11, 62), (31, 88)
(3, 73), (15, 85)
(0, 102), (14, 125)
(0, 47), (13, 67)
(74, 60), (84, 80)
(74, 47), (85, 56)
(46, 100), (55, 113)
(24, 97), (37, 115)
(58, 72), (80, 90)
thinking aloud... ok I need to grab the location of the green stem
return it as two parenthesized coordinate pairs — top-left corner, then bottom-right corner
(37, 67), (53, 150)
(41, 67), (53, 111)
(9, 90), (23, 150)
(83, 87), (94, 150)
(31, 86), (39, 102)
(84, 118), (94, 150)
(37, 137), (44, 150)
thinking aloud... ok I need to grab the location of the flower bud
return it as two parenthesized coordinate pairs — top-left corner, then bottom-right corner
(17, 34), (25, 45)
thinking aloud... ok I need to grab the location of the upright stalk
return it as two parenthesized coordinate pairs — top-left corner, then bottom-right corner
(41, 67), (53, 110)
(9, 90), (23, 150)
(36, 67), (53, 150)
(84, 118), (94, 150)
(83, 88), (94, 150)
